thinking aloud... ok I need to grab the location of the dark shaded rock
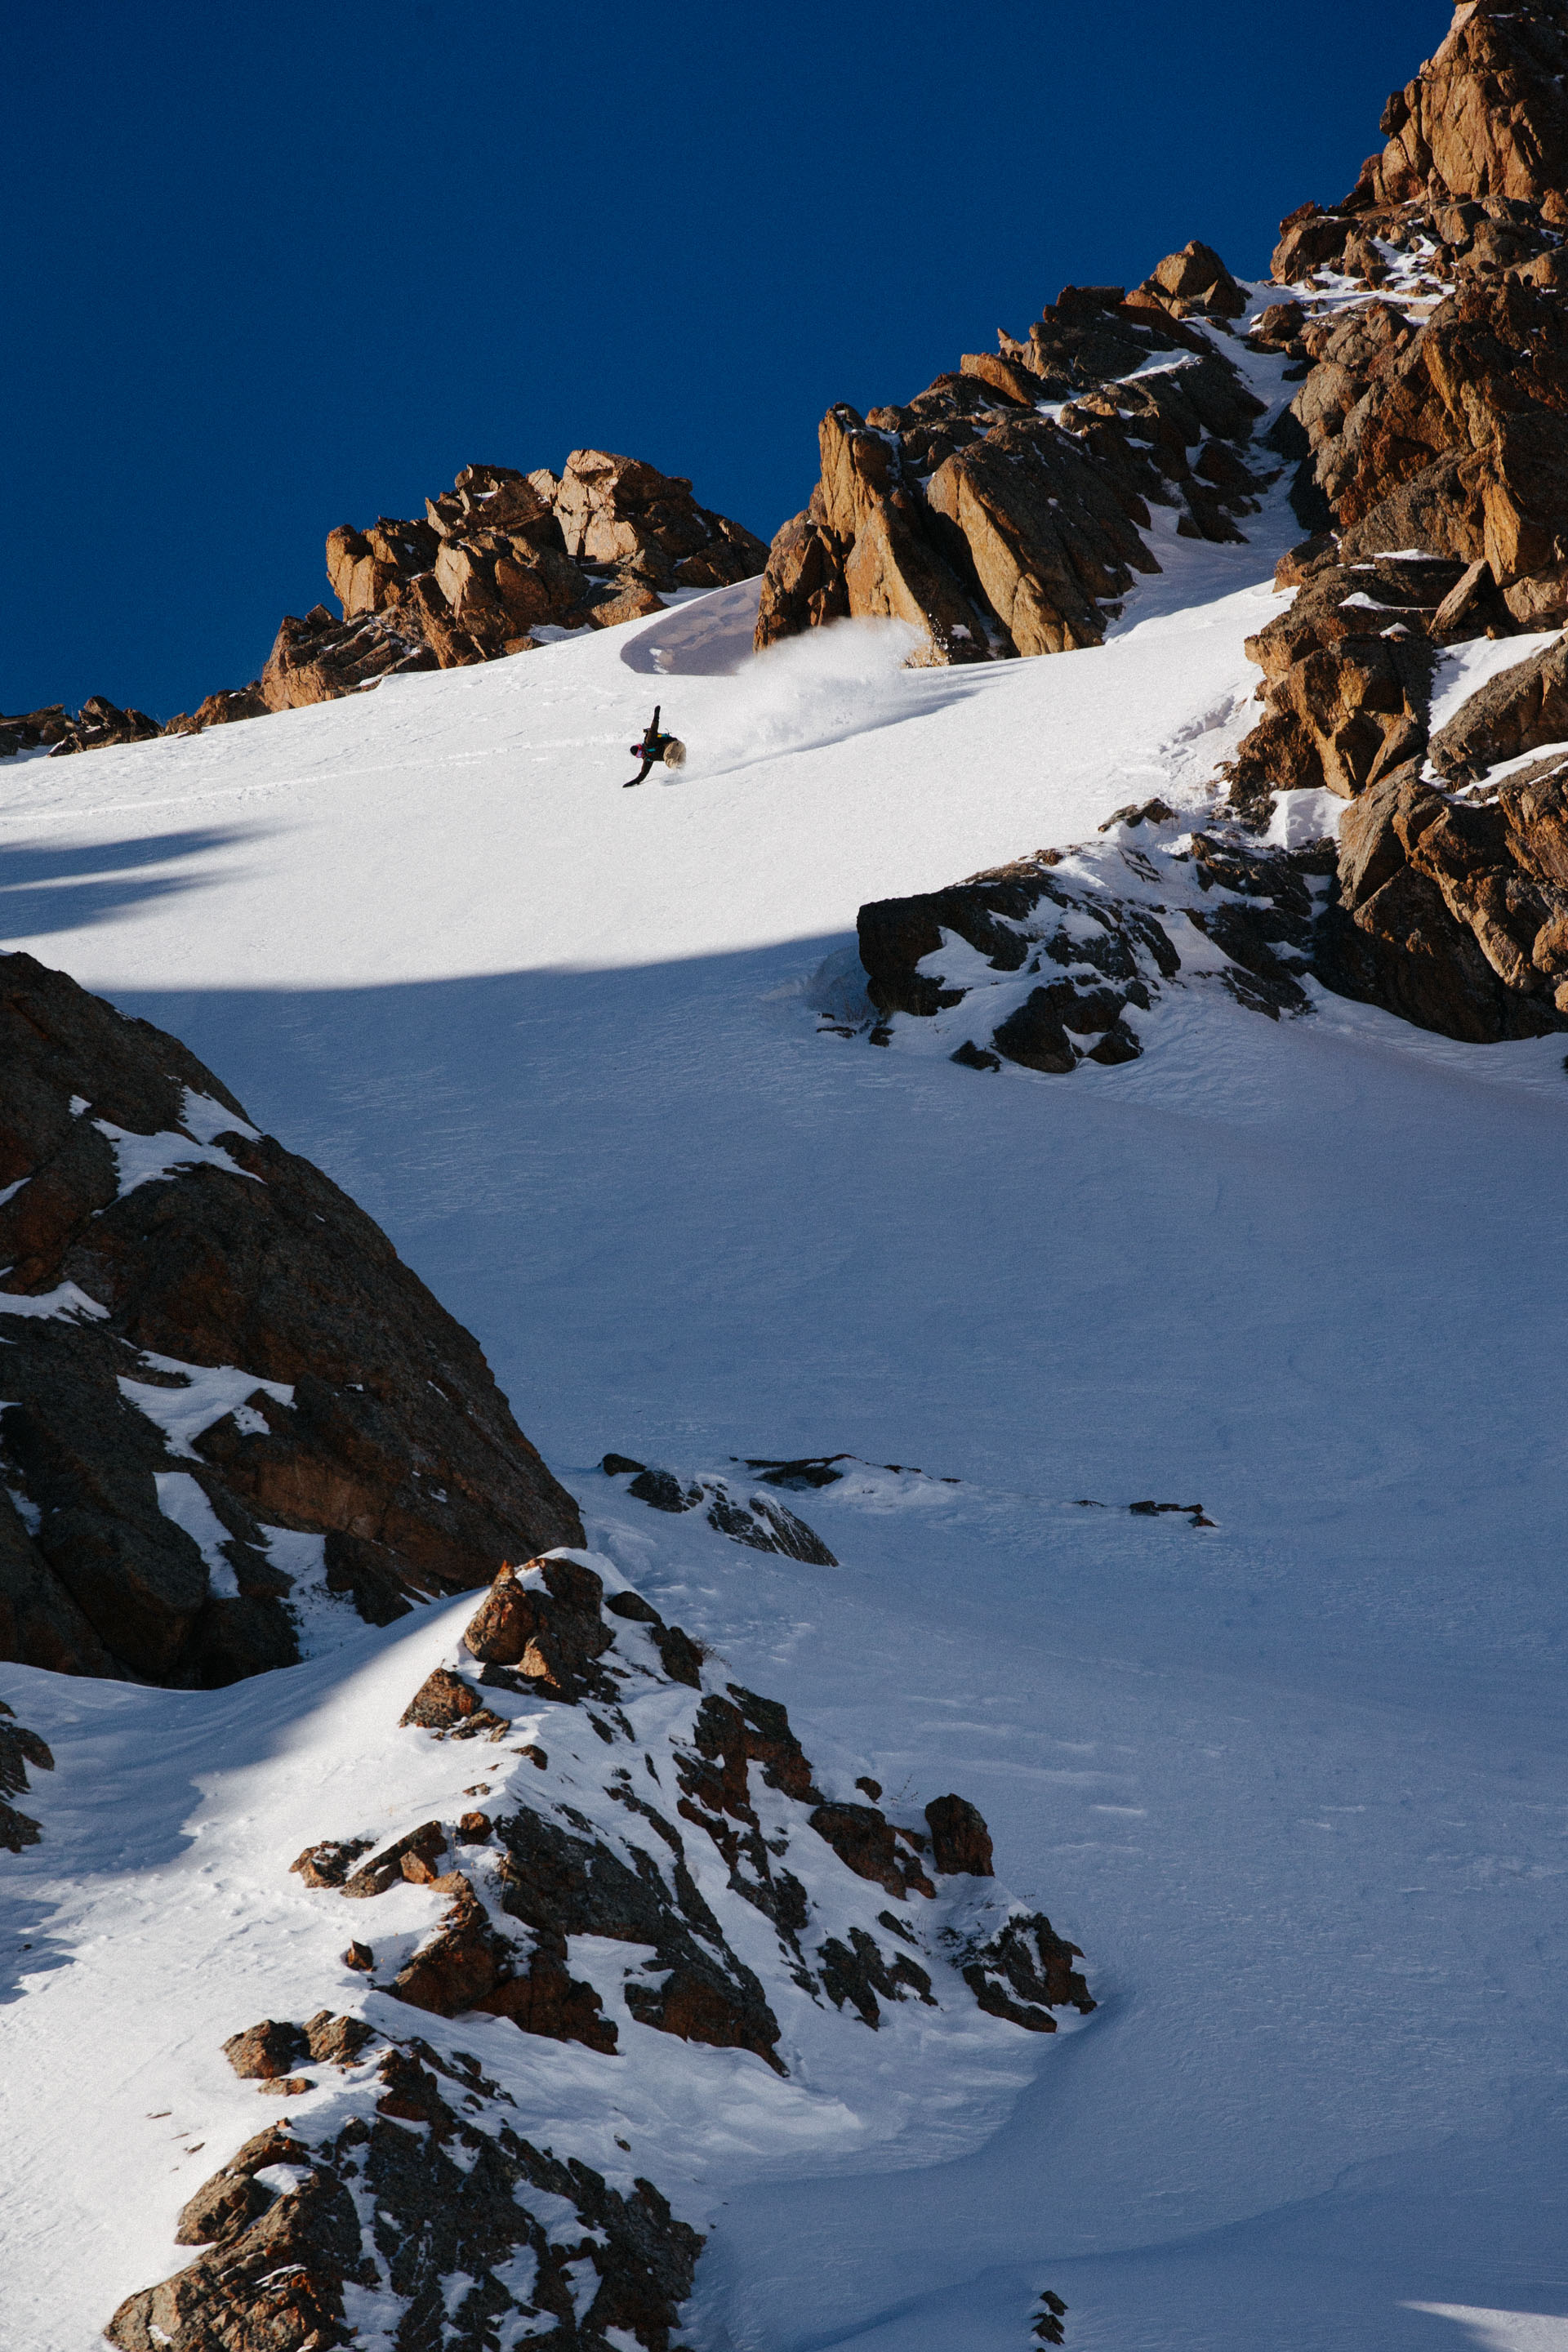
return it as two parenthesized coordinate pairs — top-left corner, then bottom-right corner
(46, 696), (162, 758)
(495, 1797), (783, 2069)
(858, 851), (1181, 1076)
(744, 1454), (850, 1490)
(991, 989), (1080, 1074)
(628, 1466), (702, 1513)
(0, 952), (581, 1686)
(0, 704), (73, 759)
(607, 1588), (663, 1624)
(1034, 2288), (1070, 2345)
(654, 1622), (706, 1687)
(962, 1913), (1096, 2030)
(1315, 763), (1568, 1039)
(808, 1802), (934, 1900)
(817, 1925), (935, 2025)
(0, 1699), (53, 1809)
(110, 2049), (706, 2352)
(0, 1796), (42, 1851)
(951, 1038), (1003, 1071)
(924, 1793), (995, 1877)
(703, 1481), (838, 1565)
(602, 1451), (648, 1477)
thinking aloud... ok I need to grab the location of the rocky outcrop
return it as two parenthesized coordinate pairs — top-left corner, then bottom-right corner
(1224, 548), (1469, 814)
(0, 1696), (53, 1851)
(2, 452), (766, 755)
(1255, 12), (1568, 633)
(0, 704), (74, 757)
(962, 1913), (1094, 2032)
(1356, 1), (1568, 221)
(1205, 7), (1568, 1040)
(603, 1454), (839, 1565)
(924, 1793), (995, 1877)
(844, 773), (1568, 1058)
(287, 1553), (1093, 2064)
(1319, 757), (1568, 1038)
(1332, 282), (1568, 628)
(755, 270), (1269, 663)
(107, 2047), (706, 2352)
(260, 602), (439, 710)
(1132, 239), (1249, 323)
(163, 684), (270, 736)
(42, 696), (162, 757)
(106, 1535), (1095, 2345)
(554, 448), (769, 590)
(261, 453), (768, 712)
(850, 817), (1334, 1074)
(0, 951), (581, 1685)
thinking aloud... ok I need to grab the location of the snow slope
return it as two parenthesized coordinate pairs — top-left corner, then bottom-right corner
(4, 368), (1568, 2350)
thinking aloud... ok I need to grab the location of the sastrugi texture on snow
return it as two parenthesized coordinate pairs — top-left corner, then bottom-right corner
(108, 1549), (1091, 2348)
(0, 953), (581, 1685)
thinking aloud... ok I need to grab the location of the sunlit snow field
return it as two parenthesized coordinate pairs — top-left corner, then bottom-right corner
(2, 399), (1567, 2350)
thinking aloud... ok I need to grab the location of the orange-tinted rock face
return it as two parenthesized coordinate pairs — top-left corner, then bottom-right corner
(755, 270), (1264, 666)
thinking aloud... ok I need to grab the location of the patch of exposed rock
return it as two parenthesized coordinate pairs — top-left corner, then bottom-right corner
(601, 1454), (838, 1565)
(755, 267), (1269, 665)
(0, 1695), (53, 1851)
(262, 453), (767, 715)
(848, 818), (1331, 1075)
(1319, 756), (1568, 1039)
(107, 2050), (706, 2352)
(287, 1553), (1092, 2070)
(0, 952), (581, 1685)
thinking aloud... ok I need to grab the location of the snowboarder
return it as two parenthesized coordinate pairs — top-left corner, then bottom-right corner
(624, 706), (679, 786)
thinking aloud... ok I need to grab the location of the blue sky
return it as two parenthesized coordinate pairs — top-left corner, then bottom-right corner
(5, 0), (1437, 719)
